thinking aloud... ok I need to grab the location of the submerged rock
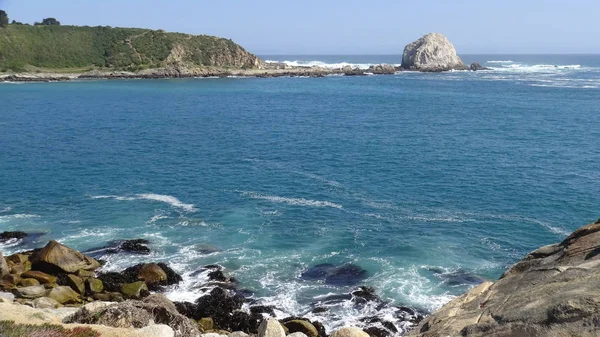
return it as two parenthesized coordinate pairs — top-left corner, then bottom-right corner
(401, 33), (467, 72)
(0, 231), (27, 243)
(85, 239), (151, 257)
(301, 263), (368, 286)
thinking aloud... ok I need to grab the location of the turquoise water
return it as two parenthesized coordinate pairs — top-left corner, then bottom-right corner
(1, 55), (599, 331)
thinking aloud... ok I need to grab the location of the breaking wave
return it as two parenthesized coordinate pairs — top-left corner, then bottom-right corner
(90, 193), (197, 212)
(239, 191), (343, 209)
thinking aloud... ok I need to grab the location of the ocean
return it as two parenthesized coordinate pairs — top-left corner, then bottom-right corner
(1, 54), (599, 333)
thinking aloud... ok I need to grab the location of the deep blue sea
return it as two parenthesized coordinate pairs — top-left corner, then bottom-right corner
(1, 55), (599, 332)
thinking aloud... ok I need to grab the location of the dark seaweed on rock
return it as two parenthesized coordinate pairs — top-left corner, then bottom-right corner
(97, 262), (181, 292)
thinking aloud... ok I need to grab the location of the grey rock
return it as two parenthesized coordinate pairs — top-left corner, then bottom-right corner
(228, 332), (250, 337)
(0, 291), (15, 302)
(139, 324), (175, 337)
(407, 220), (600, 337)
(368, 64), (396, 74)
(13, 285), (46, 299)
(0, 252), (9, 277)
(469, 62), (489, 71)
(330, 327), (369, 337)
(288, 333), (309, 337)
(258, 318), (286, 337)
(401, 33), (466, 72)
(32, 296), (63, 309)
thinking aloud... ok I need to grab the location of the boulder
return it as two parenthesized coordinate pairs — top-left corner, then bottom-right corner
(0, 253), (9, 277)
(407, 220), (600, 337)
(98, 262), (182, 292)
(33, 240), (101, 273)
(122, 281), (149, 299)
(401, 33), (467, 72)
(138, 263), (168, 284)
(139, 324), (175, 337)
(3, 274), (20, 285)
(344, 68), (366, 76)
(331, 327), (370, 337)
(229, 332), (250, 337)
(64, 294), (200, 337)
(47, 285), (82, 304)
(258, 318), (286, 337)
(32, 296), (63, 309)
(282, 320), (318, 337)
(66, 274), (85, 294)
(13, 285), (46, 299)
(288, 333), (309, 337)
(21, 270), (58, 284)
(199, 317), (214, 331)
(86, 277), (104, 293)
(17, 278), (40, 287)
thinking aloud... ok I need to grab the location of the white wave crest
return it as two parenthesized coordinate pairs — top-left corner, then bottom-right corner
(486, 60), (514, 64)
(90, 193), (197, 212)
(0, 207), (12, 213)
(264, 60), (400, 70)
(489, 63), (582, 72)
(240, 191), (343, 209)
(0, 213), (40, 223)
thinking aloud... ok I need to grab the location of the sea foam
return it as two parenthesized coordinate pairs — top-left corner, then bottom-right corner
(240, 191), (343, 209)
(90, 193), (197, 212)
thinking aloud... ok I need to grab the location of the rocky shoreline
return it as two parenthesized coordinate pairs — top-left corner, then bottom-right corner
(0, 62), (490, 83)
(2, 218), (600, 337)
(0, 234), (422, 337)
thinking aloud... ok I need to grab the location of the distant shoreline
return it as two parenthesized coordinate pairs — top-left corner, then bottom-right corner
(0, 63), (490, 83)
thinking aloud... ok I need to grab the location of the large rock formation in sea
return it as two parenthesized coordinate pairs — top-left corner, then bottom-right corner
(401, 33), (467, 72)
(407, 219), (600, 337)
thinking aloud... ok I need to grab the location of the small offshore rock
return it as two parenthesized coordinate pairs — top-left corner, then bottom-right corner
(13, 285), (46, 299)
(401, 33), (466, 71)
(32, 296), (63, 309)
(331, 327), (370, 337)
(258, 318), (286, 337)
(0, 231), (27, 243)
(469, 62), (489, 71)
(368, 64), (396, 74)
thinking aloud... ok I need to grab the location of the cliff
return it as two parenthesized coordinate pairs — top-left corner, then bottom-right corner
(0, 25), (261, 72)
(407, 219), (600, 337)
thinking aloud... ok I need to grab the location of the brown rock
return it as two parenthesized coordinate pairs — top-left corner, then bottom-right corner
(407, 220), (600, 337)
(137, 263), (167, 284)
(67, 274), (85, 294)
(3, 274), (20, 285)
(0, 253), (9, 278)
(33, 240), (101, 273)
(21, 270), (58, 284)
(86, 277), (104, 293)
(283, 320), (319, 337)
(47, 285), (82, 304)
(17, 278), (40, 287)
(122, 281), (149, 299)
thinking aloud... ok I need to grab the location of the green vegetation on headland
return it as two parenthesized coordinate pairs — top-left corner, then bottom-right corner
(0, 17), (260, 73)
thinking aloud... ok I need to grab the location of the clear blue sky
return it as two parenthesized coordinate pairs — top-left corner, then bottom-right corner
(1, 0), (598, 55)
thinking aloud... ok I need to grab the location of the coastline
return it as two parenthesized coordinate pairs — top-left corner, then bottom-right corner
(0, 62), (489, 82)
(2, 218), (600, 337)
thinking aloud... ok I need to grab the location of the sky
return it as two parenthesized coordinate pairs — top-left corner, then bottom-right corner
(1, 0), (599, 55)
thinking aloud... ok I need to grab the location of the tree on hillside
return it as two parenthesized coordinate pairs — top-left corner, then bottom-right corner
(0, 10), (9, 28)
(11, 20), (25, 25)
(35, 17), (60, 26)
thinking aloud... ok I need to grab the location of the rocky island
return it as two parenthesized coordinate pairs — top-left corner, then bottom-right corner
(0, 24), (487, 82)
(1, 218), (599, 337)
